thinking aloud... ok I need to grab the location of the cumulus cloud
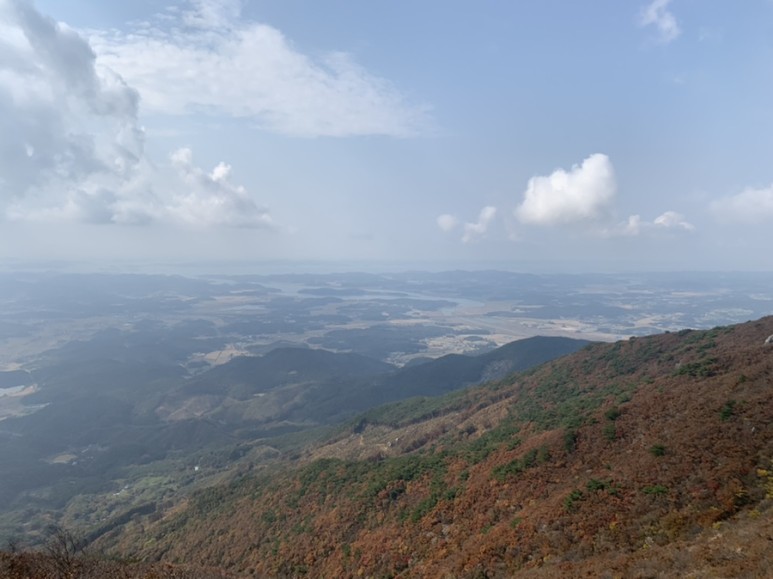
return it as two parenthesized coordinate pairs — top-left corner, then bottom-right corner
(169, 148), (273, 228)
(0, 0), (141, 200)
(512, 152), (694, 239)
(462, 206), (497, 243)
(88, 0), (430, 137)
(436, 214), (459, 232)
(0, 0), (273, 229)
(515, 154), (617, 226)
(638, 0), (681, 44)
(710, 185), (773, 224)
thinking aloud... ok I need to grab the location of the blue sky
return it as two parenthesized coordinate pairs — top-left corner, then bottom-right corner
(1, 0), (772, 271)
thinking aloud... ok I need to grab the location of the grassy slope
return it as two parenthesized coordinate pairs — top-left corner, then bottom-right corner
(105, 317), (773, 577)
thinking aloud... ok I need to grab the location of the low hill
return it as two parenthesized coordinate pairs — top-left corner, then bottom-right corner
(157, 336), (590, 429)
(375, 335), (591, 399)
(181, 347), (395, 399)
(104, 318), (773, 577)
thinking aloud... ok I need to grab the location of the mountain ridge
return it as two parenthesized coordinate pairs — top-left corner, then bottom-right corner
(155, 336), (590, 430)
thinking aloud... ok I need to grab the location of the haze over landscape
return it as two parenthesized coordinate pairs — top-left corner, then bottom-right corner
(1, 1), (772, 577)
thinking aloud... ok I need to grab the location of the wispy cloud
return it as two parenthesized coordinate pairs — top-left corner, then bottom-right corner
(462, 206), (497, 243)
(436, 207), (497, 243)
(603, 211), (694, 237)
(710, 185), (773, 224)
(515, 154), (617, 226)
(653, 210), (694, 231)
(436, 214), (459, 232)
(638, 0), (681, 44)
(88, 0), (431, 137)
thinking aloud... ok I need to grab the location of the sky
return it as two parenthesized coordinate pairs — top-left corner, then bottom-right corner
(1, 0), (772, 272)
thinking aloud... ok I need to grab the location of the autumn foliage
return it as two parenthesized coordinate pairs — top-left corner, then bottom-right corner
(12, 318), (773, 577)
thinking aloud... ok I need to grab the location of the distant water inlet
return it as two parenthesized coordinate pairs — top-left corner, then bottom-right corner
(0, 384), (43, 421)
(0, 385), (30, 397)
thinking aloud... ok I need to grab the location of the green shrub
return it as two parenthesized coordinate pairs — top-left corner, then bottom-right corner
(465, 418), (520, 464)
(410, 494), (439, 523)
(649, 444), (666, 457)
(720, 400), (736, 421)
(563, 429), (578, 454)
(492, 448), (539, 482)
(261, 509), (277, 524)
(564, 489), (584, 511)
(586, 479), (607, 492)
(675, 358), (718, 378)
(604, 407), (621, 421)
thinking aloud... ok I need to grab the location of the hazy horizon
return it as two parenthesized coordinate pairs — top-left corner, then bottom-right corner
(4, 257), (773, 277)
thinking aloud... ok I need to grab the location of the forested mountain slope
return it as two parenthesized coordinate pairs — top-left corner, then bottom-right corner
(0, 336), (587, 523)
(103, 317), (773, 577)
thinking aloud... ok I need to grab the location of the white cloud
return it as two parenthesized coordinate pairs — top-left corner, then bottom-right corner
(0, 0), (141, 214)
(0, 0), (273, 229)
(603, 211), (694, 237)
(653, 210), (694, 231)
(638, 0), (681, 44)
(620, 214), (643, 236)
(710, 185), (773, 224)
(437, 207), (497, 242)
(515, 154), (616, 226)
(462, 206), (497, 243)
(436, 214), (459, 232)
(88, 1), (430, 138)
(168, 148), (273, 228)
(7, 149), (274, 229)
